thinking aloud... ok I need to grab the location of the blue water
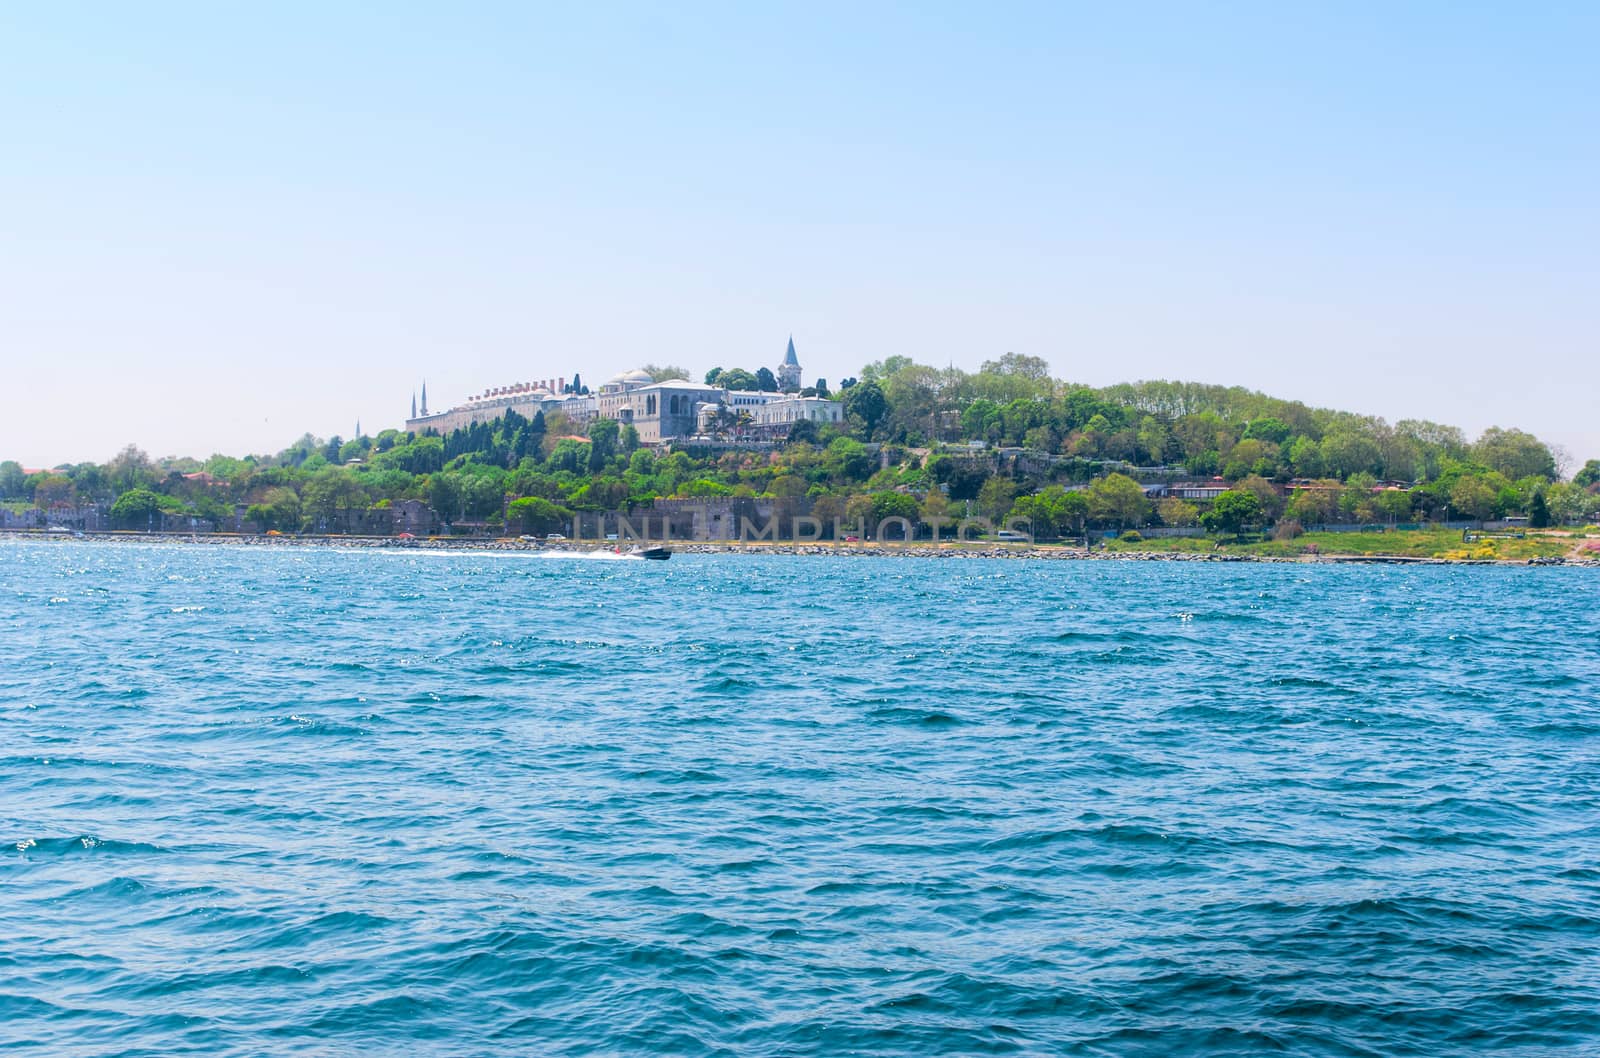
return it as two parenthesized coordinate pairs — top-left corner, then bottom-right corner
(3, 540), (1599, 1057)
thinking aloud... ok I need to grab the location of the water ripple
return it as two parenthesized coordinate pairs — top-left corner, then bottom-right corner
(2, 539), (1598, 1056)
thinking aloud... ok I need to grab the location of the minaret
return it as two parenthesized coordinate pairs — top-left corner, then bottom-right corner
(411, 393), (417, 419)
(355, 420), (361, 439)
(421, 381), (429, 416)
(778, 335), (802, 391)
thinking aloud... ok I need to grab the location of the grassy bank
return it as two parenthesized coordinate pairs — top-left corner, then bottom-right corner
(1105, 527), (1583, 562)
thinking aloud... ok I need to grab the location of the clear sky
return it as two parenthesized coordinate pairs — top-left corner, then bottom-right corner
(2, 2), (1595, 469)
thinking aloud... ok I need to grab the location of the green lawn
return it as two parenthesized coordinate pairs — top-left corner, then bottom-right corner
(1105, 527), (1576, 561)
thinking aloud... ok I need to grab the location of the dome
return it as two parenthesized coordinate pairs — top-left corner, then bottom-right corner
(622, 368), (653, 383)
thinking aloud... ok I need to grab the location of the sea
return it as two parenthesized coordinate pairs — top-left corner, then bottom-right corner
(3, 539), (1598, 1057)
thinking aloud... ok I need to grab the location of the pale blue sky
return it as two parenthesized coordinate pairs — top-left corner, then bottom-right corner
(2, 2), (1595, 468)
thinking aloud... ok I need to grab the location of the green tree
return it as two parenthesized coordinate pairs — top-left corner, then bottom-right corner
(385, 435), (445, 474)
(507, 496), (572, 535)
(1528, 490), (1552, 528)
(920, 488), (951, 534)
(1374, 488), (1414, 524)
(1338, 472), (1379, 523)
(1449, 475), (1496, 522)
(108, 444), (156, 493)
(1473, 427), (1556, 481)
(787, 418), (820, 445)
(246, 486), (302, 531)
(1200, 489), (1264, 539)
(461, 474), (505, 521)
(1088, 473), (1148, 530)
(429, 473), (464, 524)
(302, 467), (365, 531)
(1236, 474), (1283, 519)
(1320, 431), (1382, 479)
(767, 474), (808, 498)
(844, 380), (888, 439)
(0, 460), (25, 499)
(755, 367), (779, 392)
(1156, 496), (1199, 527)
(979, 352), (1052, 382)
(1242, 417), (1292, 444)
(587, 418), (620, 473)
(1136, 417), (1170, 464)
(1010, 484), (1089, 538)
(1287, 436), (1324, 478)
(1057, 486), (1090, 535)
(110, 488), (163, 529)
(1570, 459), (1600, 488)
(627, 449), (658, 477)
(1545, 482), (1590, 525)
(619, 424), (640, 455)
(869, 490), (920, 532)
(823, 437), (875, 483)
(1285, 481), (1342, 525)
(642, 364), (690, 382)
(976, 476), (1017, 522)
(33, 474), (75, 508)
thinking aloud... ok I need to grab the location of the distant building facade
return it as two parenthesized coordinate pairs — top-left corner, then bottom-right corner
(405, 375), (595, 435)
(613, 379), (729, 444)
(401, 337), (840, 444)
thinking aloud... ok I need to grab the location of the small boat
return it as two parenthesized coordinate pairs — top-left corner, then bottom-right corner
(630, 545), (672, 561)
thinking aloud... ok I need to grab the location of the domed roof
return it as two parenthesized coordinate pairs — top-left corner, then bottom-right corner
(622, 368), (653, 382)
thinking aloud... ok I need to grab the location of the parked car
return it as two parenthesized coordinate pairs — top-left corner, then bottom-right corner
(545, 533), (565, 541)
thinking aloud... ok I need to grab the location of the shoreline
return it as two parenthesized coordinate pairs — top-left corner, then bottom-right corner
(4, 528), (1596, 567)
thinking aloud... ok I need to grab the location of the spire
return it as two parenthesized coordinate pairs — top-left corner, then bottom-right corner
(355, 419), (361, 439)
(411, 392), (417, 419)
(421, 380), (429, 416)
(778, 334), (802, 391)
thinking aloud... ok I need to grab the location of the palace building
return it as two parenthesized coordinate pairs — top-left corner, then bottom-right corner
(404, 337), (840, 443)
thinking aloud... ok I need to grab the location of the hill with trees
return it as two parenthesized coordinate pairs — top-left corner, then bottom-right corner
(4, 357), (1596, 539)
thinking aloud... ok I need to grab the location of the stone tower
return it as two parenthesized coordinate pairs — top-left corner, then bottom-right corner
(778, 336), (802, 392)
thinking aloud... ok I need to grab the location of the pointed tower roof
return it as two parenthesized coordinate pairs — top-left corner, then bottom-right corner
(783, 336), (799, 366)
